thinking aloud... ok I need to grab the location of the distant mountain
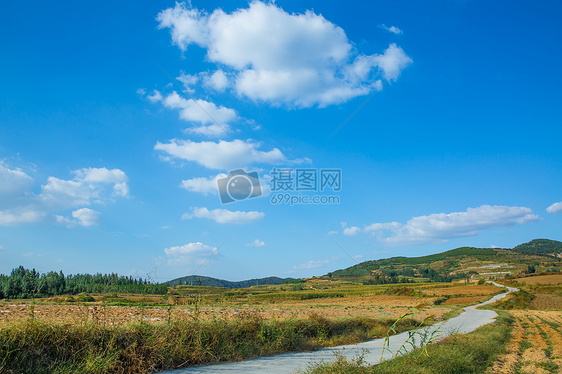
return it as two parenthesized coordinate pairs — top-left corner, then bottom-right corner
(329, 240), (562, 281)
(167, 275), (294, 288)
(513, 239), (562, 256)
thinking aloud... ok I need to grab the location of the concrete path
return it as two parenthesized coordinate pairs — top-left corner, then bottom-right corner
(160, 282), (516, 374)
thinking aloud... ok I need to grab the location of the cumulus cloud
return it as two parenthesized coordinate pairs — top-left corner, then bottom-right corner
(180, 173), (227, 195)
(182, 207), (265, 224)
(157, 1), (412, 108)
(246, 239), (265, 247)
(0, 164), (128, 226)
(55, 208), (101, 227)
(379, 24), (403, 34)
(155, 138), (302, 170)
(364, 205), (539, 245)
(154, 91), (237, 136)
(203, 70), (229, 91)
(164, 242), (216, 265)
(547, 202), (562, 214)
(0, 163), (34, 205)
(343, 226), (361, 236)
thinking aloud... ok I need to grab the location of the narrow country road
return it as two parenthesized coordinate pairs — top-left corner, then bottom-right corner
(159, 282), (517, 374)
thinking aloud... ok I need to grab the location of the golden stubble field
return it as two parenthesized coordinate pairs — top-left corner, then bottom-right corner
(487, 310), (562, 374)
(0, 283), (502, 325)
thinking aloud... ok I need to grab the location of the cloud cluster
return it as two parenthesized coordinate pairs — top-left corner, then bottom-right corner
(343, 205), (539, 245)
(164, 242), (216, 265)
(182, 207), (265, 224)
(155, 138), (306, 170)
(157, 1), (412, 108)
(149, 90), (237, 137)
(547, 202), (562, 214)
(0, 163), (128, 227)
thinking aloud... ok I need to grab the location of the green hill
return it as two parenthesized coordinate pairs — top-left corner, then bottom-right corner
(513, 239), (562, 256)
(329, 240), (562, 282)
(167, 275), (294, 288)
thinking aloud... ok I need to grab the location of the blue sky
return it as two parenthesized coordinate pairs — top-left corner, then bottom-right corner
(1, 1), (561, 282)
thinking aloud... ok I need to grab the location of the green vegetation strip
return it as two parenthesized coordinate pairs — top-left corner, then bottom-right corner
(298, 313), (514, 374)
(0, 313), (419, 374)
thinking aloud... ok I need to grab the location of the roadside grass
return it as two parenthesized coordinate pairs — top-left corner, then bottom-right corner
(0, 312), (420, 374)
(298, 313), (514, 374)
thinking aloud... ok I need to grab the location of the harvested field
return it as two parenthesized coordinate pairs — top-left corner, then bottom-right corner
(512, 274), (562, 285)
(441, 296), (488, 305)
(529, 293), (562, 310)
(0, 295), (451, 325)
(487, 310), (562, 374)
(420, 284), (501, 297)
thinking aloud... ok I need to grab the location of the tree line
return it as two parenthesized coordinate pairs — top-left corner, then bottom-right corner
(0, 266), (168, 299)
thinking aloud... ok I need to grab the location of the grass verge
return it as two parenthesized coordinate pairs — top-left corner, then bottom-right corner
(0, 312), (420, 374)
(298, 312), (514, 374)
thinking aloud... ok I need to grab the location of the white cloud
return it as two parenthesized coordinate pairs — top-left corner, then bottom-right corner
(371, 43), (412, 81)
(40, 177), (94, 209)
(182, 207), (265, 224)
(246, 239), (265, 247)
(0, 163), (128, 226)
(41, 167), (129, 208)
(0, 245), (4, 251)
(293, 259), (330, 269)
(328, 231), (338, 235)
(154, 138), (298, 170)
(147, 90), (163, 103)
(184, 124), (231, 137)
(162, 91), (238, 126)
(343, 226), (360, 236)
(203, 70), (229, 91)
(364, 205), (539, 245)
(0, 163), (34, 205)
(180, 173), (227, 195)
(55, 208), (101, 227)
(74, 167), (128, 185)
(164, 242), (216, 265)
(380, 24), (403, 34)
(0, 209), (45, 226)
(176, 72), (199, 93)
(547, 202), (562, 214)
(157, 1), (412, 108)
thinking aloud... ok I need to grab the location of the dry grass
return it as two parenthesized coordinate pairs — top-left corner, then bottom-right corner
(512, 274), (562, 286)
(419, 284), (500, 297)
(529, 294), (562, 310)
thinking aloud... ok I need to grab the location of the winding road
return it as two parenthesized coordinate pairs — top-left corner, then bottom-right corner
(160, 282), (517, 374)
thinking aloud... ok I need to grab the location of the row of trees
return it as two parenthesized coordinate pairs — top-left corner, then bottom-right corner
(0, 266), (168, 299)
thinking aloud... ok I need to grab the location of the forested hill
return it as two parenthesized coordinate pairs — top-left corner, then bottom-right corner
(329, 239), (562, 281)
(513, 239), (562, 256)
(167, 275), (293, 288)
